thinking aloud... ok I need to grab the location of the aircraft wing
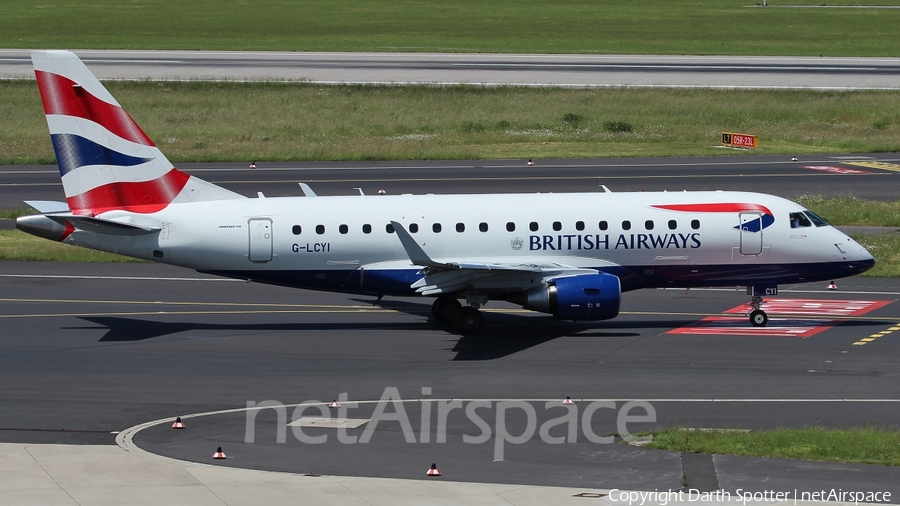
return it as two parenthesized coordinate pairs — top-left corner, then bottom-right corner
(390, 221), (598, 295)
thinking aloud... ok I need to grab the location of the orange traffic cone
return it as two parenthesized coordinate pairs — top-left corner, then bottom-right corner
(563, 396), (574, 405)
(426, 463), (441, 476)
(212, 447), (226, 459)
(328, 399), (341, 408)
(172, 416), (185, 429)
(827, 281), (837, 290)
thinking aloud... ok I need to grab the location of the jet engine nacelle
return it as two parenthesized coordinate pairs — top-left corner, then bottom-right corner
(522, 273), (621, 321)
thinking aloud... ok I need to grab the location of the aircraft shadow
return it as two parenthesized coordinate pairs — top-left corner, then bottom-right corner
(70, 309), (645, 361)
(70, 301), (888, 361)
(353, 297), (648, 360)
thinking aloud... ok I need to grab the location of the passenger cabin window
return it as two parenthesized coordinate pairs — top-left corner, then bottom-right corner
(362, 224), (372, 234)
(292, 225), (301, 235)
(409, 223), (419, 233)
(691, 219), (700, 230)
(599, 221), (608, 231)
(479, 222), (488, 232)
(668, 220), (677, 230)
(789, 212), (812, 229)
(339, 224), (348, 234)
(456, 223), (465, 233)
(645, 220), (654, 230)
(552, 221), (562, 231)
(433, 223), (442, 233)
(506, 222), (515, 232)
(622, 220), (631, 231)
(316, 225), (325, 235)
(530, 222), (539, 232)
(386, 223), (394, 234)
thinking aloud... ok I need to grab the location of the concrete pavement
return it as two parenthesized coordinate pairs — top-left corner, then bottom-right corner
(2, 443), (892, 506)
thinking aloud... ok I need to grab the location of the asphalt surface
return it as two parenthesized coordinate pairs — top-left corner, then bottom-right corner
(3, 154), (900, 216)
(1, 261), (898, 497)
(3, 50), (900, 88)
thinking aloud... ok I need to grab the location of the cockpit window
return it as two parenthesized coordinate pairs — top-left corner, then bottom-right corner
(804, 210), (830, 227)
(789, 212), (812, 229)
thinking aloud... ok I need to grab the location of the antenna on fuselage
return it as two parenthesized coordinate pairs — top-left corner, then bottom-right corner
(353, 188), (365, 196)
(600, 185), (612, 193)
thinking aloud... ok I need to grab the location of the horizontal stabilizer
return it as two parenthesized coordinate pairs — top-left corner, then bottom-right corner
(25, 201), (70, 214)
(46, 215), (160, 236)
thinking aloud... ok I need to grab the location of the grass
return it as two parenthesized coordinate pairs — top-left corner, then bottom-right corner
(644, 427), (900, 466)
(795, 195), (900, 227)
(851, 234), (900, 277)
(3, 80), (900, 164)
(2, 0), (900, 56)
(0, 230), (143, 262)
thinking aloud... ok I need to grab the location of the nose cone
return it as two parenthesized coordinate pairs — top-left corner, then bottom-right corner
(842, 235), (875, 276)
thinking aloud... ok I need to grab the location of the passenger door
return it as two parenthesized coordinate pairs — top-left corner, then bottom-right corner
(739, 212), (763, 255)
(248, 218), (273, 263)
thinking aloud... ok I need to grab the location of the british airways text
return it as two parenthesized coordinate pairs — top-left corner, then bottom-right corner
(529, 233), (701, 251)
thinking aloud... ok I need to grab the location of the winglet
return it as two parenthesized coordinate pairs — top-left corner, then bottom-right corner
(298, 183), (318, 197)
(390, 221), (458, 270)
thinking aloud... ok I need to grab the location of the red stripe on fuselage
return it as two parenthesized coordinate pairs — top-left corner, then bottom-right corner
(651, 203), (773, 216)
(66, 169), (190, 214)
(35, 71), (154, 147)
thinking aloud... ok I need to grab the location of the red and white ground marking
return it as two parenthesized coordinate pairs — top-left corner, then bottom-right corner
(667, 299), (892, 338)
(722, 299), (891, 317)
(800, 165), (870, 175)
(667, 316), (834, 338)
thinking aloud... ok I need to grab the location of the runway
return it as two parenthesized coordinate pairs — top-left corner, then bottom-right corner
(3, 50), (900, 89)
(3, 153), (900, 213)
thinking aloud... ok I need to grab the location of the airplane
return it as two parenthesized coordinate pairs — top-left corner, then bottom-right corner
(16, 50), (875, 335)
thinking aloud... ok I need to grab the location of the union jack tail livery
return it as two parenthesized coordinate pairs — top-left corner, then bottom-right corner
(17, 51), (874, 335)
(32, 50), (241, 215)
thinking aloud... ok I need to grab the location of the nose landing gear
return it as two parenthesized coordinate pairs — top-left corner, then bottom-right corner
(746, 285), (776, 327)
(749, 295), (768, 327)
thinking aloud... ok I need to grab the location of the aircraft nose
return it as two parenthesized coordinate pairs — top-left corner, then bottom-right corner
(842, 235), (875, 274)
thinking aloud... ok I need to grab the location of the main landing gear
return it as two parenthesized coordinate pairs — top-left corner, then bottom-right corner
(746, 285), (776, 327)
(431, 295), (485, 335)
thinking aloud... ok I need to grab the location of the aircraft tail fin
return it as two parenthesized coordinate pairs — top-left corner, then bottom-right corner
(31, 50), (244, 215)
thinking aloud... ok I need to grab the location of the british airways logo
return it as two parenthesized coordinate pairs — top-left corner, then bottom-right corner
(650, 203), (775, 233)
(529, 233), (700, 251)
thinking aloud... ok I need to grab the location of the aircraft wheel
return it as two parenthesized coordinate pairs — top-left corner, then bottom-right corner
(750, 309), (768, 327)
(453, 307), (485, 335)
(431, 297), (462, 324)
